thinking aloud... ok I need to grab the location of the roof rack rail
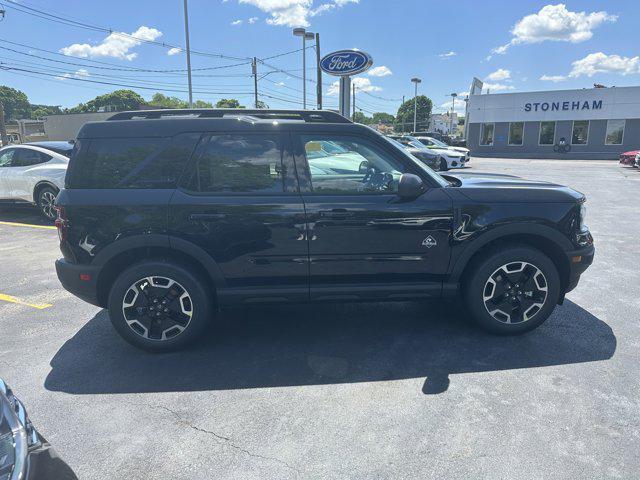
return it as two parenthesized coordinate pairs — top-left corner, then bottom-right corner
(107, 109), (352, 123)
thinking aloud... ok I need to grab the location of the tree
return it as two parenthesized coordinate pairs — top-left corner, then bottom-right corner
(371, 112), (395, 125)
(0, 86), (31, 121)
(68, 89), (145, 113)
(396, 95), (432, 132)
(193, 99), (213, 108)
(30, 105), (62, 119)
(148, 93), (189, 109)
(215, 98), (244, 109)
(353, 111), (372, 125)
(255, 100), (269, 109)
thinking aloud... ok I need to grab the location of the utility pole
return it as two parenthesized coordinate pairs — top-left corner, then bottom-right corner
(182, 0), (193, 107)
(401, 95), (405, 133)
(449, 92), (458, 134)
(352, 84), (356, 121)
(0, 103), (8, 146)
(315, 32), (322, 110)
(252, 57), (258, 108)
(411, 77), (422, 133)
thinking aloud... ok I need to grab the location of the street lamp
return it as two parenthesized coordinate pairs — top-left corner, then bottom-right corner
(293, 28), (315, 109)
(411, 77), (422, 133)
(449, 92), (458, 134)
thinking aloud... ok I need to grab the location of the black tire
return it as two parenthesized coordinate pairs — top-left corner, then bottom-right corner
(107, 261), (213, 352)
(37, 186), (58, 220)
(463, 245), (560, 335)
(439, 157), (448, 171)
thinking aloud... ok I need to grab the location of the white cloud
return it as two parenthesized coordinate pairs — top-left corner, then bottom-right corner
(367, 66), (392, 77)
(231, 19), (243, 25)
(540, 74), (567, 82)
(56, 68), (91, 81)
(483, 82), (515, 92)
(569, 52), (640, 77)
(327, 76), (382, 96)
(485, 68), (511, 81)
(438, 51), (457, 59)
(492, 4), (616, 55)
(248, 16), (258, 23)
(60, 26), (162, 61)
(167, 47), (182, 56)
(239, 0), (357, 27)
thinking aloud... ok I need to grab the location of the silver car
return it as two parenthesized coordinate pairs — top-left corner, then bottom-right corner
(0, 142), (73, 219)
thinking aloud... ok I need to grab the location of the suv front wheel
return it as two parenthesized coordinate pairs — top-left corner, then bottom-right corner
(464, 246), (560, 334)
(107, 261), (213, 352)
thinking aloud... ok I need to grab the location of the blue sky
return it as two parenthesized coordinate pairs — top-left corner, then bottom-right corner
(0, 0), (638, 116)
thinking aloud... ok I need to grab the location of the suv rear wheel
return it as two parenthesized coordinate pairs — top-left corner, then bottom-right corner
(107, 261), (213, 352)
(463, 246), (560, 334)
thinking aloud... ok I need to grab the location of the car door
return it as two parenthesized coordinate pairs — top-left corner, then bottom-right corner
(292, 131), (453, 301)
(0, 148), (17, 199)
(10, 148), (52, 200)
(169, 130), (309, 305)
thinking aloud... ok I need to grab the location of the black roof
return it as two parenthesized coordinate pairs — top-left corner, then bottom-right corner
(78, 109), (355, 139)
(25, 141), (74, 151)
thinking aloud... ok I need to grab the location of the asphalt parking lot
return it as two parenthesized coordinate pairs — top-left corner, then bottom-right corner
(1, 158), (639, 480)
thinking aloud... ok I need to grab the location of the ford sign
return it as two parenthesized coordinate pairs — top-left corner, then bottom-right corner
(320, 50), (373, 77)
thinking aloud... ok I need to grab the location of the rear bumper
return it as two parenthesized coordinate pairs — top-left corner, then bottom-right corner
(55, 259), (102, 307)
(564, 244), (595, 293)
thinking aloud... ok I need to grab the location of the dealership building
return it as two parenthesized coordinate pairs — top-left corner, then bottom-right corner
(466, 85), (640, 159)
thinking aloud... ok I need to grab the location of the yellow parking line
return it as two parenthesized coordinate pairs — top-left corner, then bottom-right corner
(0, 221), (56, 230)
(0, 293), (52, 310)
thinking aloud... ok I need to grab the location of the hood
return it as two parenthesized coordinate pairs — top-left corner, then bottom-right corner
(431, 147), (464, 157)
(621, 150), (639, 156)
(449, 146), (469, 154)
(444, 171), (584, 203)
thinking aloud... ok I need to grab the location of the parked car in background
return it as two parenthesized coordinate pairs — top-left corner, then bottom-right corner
(0, 141), (73, 219)
(619, 150), (639, 167)
(385, 137), (442, 171)
(414, 136), (470, 157)
(388, 135), (467, 170)
(0, 378), (77, 479)
(635, 152), (640, 168)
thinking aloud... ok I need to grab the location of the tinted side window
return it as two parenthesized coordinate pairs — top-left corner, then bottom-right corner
(69, 134), (199, 189)
(189, 134), (285, 194)
(0, 149), (15, 167)
(15, 149), (51, 166)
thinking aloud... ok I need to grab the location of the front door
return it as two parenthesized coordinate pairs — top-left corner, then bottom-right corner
(0, 148), (17, 200)
(293, 133), (452, 301)
(170, 131), (309, 305)
(10, 148), (52, 200)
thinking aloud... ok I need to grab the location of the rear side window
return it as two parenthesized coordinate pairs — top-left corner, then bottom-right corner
(15, 149), (51, 166)
(69, 134), (200, 188)
(187, 134), (286, 194)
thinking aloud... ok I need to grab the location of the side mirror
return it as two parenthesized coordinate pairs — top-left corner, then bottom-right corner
(397, 173), (425, 198)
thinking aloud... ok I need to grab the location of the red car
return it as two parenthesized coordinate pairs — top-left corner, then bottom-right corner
(619, 150), (639, 166)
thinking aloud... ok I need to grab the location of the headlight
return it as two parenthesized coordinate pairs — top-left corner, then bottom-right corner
(579, 203), (588, 231)
(0, 380), (39, 480)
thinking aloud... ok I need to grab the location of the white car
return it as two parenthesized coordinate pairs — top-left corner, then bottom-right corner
(0, 142), (73, 219)
(414, 136), (470, 156)
(390, 135), (467, 170)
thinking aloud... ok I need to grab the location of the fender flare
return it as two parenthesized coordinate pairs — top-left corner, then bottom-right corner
(32, 181), (59, 203)
(449, 222), (573, 282)
(91, 233), (226, 288)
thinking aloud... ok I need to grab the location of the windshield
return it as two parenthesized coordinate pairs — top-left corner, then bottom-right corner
(427, 137), (450, 148)
(380, 133), (450, 188)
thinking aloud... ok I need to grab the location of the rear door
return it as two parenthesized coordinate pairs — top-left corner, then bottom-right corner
(292, 131), (453, 301)
(169, 130), (308, 305)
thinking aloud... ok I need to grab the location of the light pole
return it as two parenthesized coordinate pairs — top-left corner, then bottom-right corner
(449, 92), (458, 134)
(411, 77), (421, 133)
(293, 28), (315, 109)
(182, 0), (193, 108)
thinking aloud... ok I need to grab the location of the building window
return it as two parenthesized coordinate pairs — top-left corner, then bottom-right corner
(480, 123), (494, 146)
(605, 119), (625, 145)
(571, 120), (590, 145)
(539, 121), (555, 145)
(508, 122), (524, 145)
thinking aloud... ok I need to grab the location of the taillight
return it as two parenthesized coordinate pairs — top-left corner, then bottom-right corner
(54, 206), (68, 242)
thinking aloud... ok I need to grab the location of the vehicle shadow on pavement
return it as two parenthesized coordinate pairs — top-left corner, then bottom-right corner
(0, 204), (52, 225)
(45, 299), (616, 395)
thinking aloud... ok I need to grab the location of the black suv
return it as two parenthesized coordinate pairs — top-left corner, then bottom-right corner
(55, 109), (594, 351)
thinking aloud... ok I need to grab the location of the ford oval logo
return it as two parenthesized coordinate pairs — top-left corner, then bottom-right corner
(320, 50), (373, 77)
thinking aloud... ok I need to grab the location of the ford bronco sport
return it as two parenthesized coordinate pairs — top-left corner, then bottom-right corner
(55, 109), (594, 351)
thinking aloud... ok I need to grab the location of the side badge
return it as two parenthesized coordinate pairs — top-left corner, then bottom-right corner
(422, 235), (437, 248)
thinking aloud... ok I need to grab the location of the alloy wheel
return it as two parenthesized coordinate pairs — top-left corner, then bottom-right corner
(482, 261), (548, 324)
(40, 191), (57, 219)
(122, 276), (193, 341)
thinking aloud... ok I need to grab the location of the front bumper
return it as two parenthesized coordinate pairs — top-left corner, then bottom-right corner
(564, 244), (595, 293)
(55, 259), (102, 307)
